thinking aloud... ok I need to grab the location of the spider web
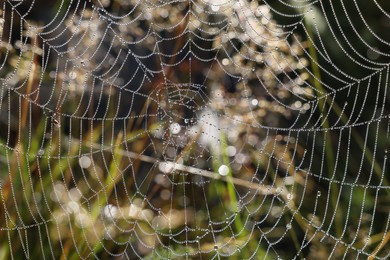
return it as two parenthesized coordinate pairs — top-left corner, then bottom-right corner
(1, 0), (390, 259)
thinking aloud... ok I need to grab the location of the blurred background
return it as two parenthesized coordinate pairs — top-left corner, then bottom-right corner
(1, 0), (390, 259)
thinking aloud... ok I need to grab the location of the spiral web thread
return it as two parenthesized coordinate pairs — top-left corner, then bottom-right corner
(0, 0), (390, 259)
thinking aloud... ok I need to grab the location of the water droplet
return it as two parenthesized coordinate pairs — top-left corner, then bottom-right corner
(317, 191), (321, 197)
(103, 204), (118, 220)
(37, 149), (44, 157)
(287, 193), (293, 200)
(286, 223), (292, 230)
(218, 165), (229, 176)
(159, 161), (175, 173)
(79, 156), (92, 169)
(69, 71), (77, 80)
(52, 117), (60, 128)
(227, 146), (237, 157)
(170, 123), (181, 134)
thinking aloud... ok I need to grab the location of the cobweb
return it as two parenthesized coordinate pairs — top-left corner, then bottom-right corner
(1, 0), (390, 259)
